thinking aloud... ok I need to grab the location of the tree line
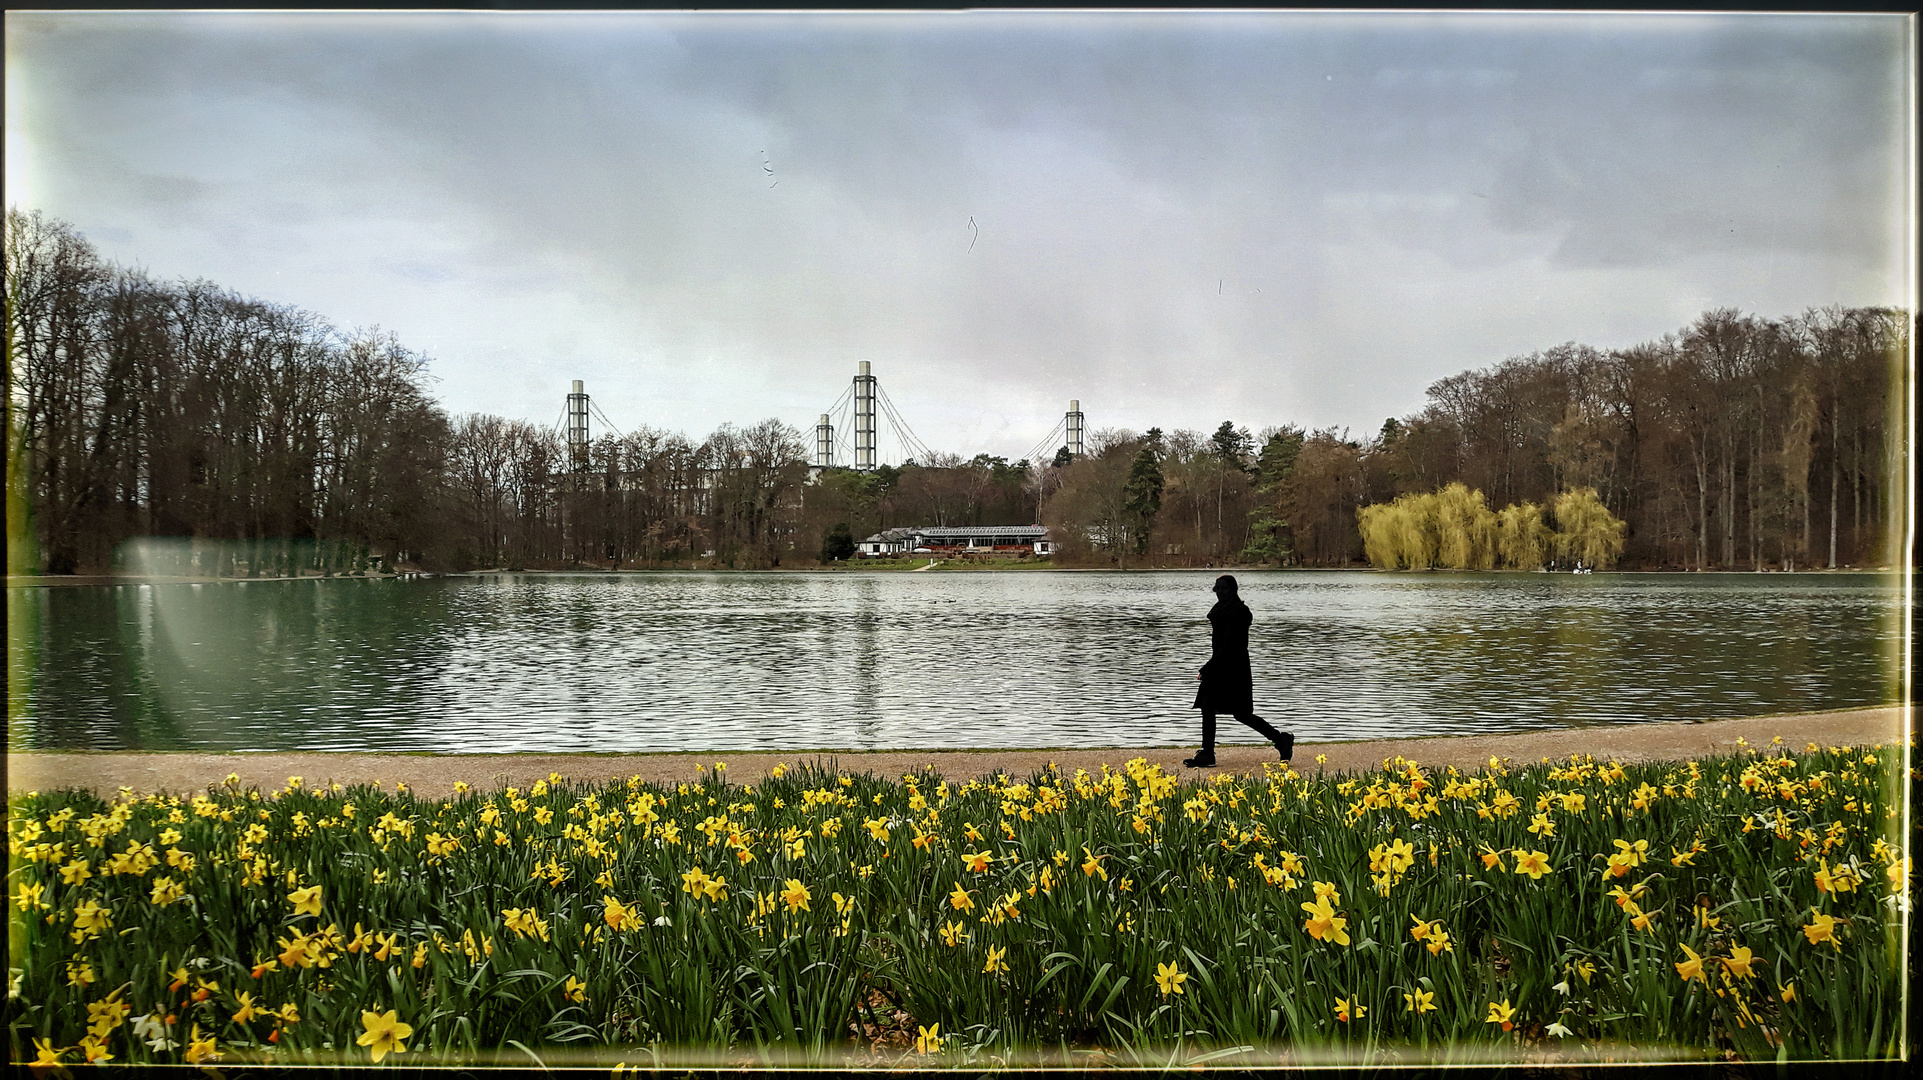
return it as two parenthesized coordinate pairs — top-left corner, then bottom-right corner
(1045, 306), (1907, 571)
(6, 208), (1908, 575)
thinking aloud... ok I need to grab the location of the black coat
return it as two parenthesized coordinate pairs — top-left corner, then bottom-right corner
(1192, 596), (1254, 714)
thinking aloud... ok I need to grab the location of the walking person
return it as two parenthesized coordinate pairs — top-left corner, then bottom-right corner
(1185, 574), (1293, 769)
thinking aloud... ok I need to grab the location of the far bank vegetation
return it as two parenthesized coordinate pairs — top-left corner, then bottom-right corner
(1356, 485), (1626, 571)
(6, 208), (1909, 575)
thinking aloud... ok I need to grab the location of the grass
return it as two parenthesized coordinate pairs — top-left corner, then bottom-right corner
(6, 736), (1910, 1069)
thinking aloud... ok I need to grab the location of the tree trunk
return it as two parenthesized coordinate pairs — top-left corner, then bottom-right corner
(1827, 445), (1838, 569)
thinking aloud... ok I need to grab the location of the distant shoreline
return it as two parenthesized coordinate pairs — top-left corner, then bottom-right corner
(3, 565), (1900, 587)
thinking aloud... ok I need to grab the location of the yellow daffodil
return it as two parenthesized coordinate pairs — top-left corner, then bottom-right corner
(1674, 944), (1706, 984)
(287, 885), (322, 918)
(1801, 910), (1839, 949)
(1723, 945), (1757, 979)
(356, 1008), (413, 1063)
(1485, 998), (1516, 1031)
(948, 883), (975, 912)
(1155, 961), (1187, 997)
(183, 1024), (219, 1064)
(1081, 847), (1108, 880)
(940, 920), (968, 947)
(780, 878), (811, 912)
(915, 1023), (942, 1054)
(1300, 894), (1351, 946)
(602, 895), (639, 931)
(232, 991), (259, 1024)
(1508, 848), (1549, 879)
(1334, 996), (1365, 1022)
(962, 850), (992, 873)
(983, 945), (1008, 974)
(1405, 988), (1437, 1013)
(563, 976), (587, 1003)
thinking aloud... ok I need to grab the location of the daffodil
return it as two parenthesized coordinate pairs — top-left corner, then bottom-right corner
(279, 883), (322, 917)
(1512, 849), (1552, 879)
(1300, 894), (1351, 946)
(1155, 961), (1187, 997)
(356, 1008), (413, 1063)
(1674, 944), (1706, 984)
(962, 850), (992, 873)
(13, 881), (48, 912)
(1485, 998), (1516, 1031)
(1334, 996), (1365, 1022)
(1081, 847), (1108, 880)
(948, 883), (975, 912)
(232, 991), (259, 1024)
(915, 1023), (942, 1054)
(983, 945), (1008, 974)
(1405, 988), (1437, 1013)
(563, 975), (587, 1003)
(780, 878), (811, 912)
(1801, 909), (1839, 949)
(1722, 945), (1757, 979)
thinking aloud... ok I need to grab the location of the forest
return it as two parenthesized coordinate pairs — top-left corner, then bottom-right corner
(5, 208), (1909, 575)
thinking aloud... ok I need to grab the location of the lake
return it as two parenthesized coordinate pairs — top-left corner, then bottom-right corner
(5, 570), (1902, 754)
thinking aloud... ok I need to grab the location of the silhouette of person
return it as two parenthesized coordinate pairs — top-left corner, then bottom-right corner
(1186, 574), (1293, 768)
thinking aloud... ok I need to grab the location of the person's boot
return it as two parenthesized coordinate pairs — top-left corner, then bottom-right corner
(1183, 751), (1217, 769)
(1273, 732), (1294, 762)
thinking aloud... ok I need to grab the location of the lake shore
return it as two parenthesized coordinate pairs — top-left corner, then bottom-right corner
(5, 564), (1899, 587)
(8, 705), (1905, 798)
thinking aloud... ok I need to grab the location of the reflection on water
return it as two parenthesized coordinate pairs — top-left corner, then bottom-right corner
(6, 571), (1902, 754)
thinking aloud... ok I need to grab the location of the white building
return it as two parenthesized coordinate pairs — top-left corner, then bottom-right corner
(858, 525), (1052, 557)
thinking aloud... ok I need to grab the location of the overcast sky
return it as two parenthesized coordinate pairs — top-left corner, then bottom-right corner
(6, 10), (1913, 462)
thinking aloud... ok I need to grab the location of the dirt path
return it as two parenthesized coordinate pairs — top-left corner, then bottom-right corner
(6, 707), (1906, 799)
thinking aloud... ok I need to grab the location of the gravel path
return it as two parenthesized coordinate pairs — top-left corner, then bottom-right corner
(6, 707), (1906, 799)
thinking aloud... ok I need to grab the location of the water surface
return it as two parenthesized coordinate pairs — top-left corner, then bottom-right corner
(7, 571), (1902, 753)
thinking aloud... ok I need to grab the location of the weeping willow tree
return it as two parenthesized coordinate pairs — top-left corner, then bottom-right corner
(1496, 501), (1551, 571)
(1551, 487), (1627, 569)
(1434, 483), (1497, 570)
(1359, 484), (1626, 570)
(1357, 492), (1435, 569)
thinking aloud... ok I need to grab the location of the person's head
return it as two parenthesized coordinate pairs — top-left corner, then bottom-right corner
(1212, 574), (1238, 597)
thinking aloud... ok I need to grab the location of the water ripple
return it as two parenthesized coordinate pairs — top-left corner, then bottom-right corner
(7, 571), (1902, 753)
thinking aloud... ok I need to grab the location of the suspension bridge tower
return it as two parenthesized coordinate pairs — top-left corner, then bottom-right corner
(853, 361), (878, 471)
(566, 380), (591, 471)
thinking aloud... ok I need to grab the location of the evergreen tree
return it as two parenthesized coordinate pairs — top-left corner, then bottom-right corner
(820, 522), (856, 562)
(1211, 421), (1252, 471)
(1243, 427), (1305, 564)
(1121, 444), (1164, 555)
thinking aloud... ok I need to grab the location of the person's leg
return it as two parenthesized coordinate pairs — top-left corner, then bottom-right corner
(1184, 713), (1218, 768)
(1232, 712), (1283, 742)
(1233, 712), (1294, 760)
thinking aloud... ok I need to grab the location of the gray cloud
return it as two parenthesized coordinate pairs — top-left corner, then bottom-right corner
(5, 11), (1908, 453)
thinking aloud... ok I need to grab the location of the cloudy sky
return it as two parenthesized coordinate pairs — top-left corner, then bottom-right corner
(5, 10), (1913, 462)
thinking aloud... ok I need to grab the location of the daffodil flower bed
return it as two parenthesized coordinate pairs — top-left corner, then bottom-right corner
(6, 740), (1911, 1068)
